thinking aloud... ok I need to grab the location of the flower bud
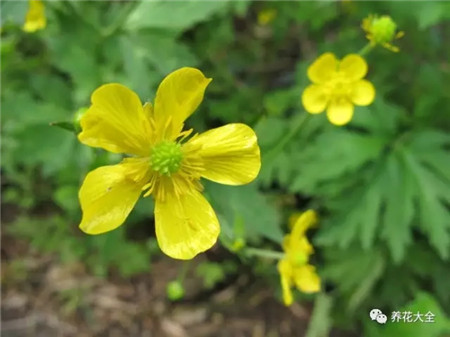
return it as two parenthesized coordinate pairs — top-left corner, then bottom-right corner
(362, 14), (403, 52)
(166, 280), (185, 301)
(73, 107), (87, 133)
(370, 16), (397, 44)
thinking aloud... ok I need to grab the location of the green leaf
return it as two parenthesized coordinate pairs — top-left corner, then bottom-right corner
(409, 130), (450, 182)
(413, 2), (450, 30)
(263, 89), (298, 117)
(380, 151), (415, 262)
(125, 0), (230, 32)
(305, 293), (333, 337)
(195, 262), (234, 289)
(313, 127), (450, 261)
(350, 99), (402, 135)
(53, 185), (79, 214)
(360, 181), (383, 249)
(119, 35), (157, 98)
(45, 23), (101, 105)
(10, 125), (76, 177)
(321, 247), (385, 306)
(290, 129), (386, 194)
(254, 116), (288, 149)
(133, 31), (198, 76)
(2, 91), (70, 130)
(0, 1), (28, 26)
(403, 150), (450, 259)
(206, 182), (283, 243)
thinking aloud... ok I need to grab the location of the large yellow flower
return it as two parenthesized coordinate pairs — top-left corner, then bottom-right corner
(77, 68), (261, 260)
(301, 53), (375, 126)
(278, 210), (320, 306)
(23, 0), (46, 33)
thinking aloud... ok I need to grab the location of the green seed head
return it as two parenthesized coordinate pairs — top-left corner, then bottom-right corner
(371, 16), (397, 44)
(150, 140), (183, 175)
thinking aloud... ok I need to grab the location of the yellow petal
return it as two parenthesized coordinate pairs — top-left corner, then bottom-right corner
(283, 211), (318, 257)
(154, 67), (212, 140)
(339, 54), (368, 81)
(292, 210), (317, 238)
(293, 265), (321, 293)
(23, 0), (46, 33)
(78, 84), (153, 156)
(302, 84), (328, 114)
(326, 99), (354, 126)
(288, 212), (303, 230)
(154, 190), (220, 260)
(278, 259), (294, 306)
(307, 53), (338, 84)
(351, 80), (375, 106)
(283, 234), (314, 259)
(184, 123), (261, 185)
(79, 160), (148, 234)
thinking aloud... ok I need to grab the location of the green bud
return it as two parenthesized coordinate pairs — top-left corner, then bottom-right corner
(150, 141), (183, 175)
(230, 238), (246, 252)
(73, 107), (88, 133)
(372, 16), (397, 43)
(166, 280), (185, 301)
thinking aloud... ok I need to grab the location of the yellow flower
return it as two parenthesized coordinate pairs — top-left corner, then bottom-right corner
(278, 210), (320, 306)
(362, 14), (404, 52)
(257, 8), (277, 26)
(77, 67), (261, 260)
(23, 0), (46, 33)
(301, 53), (375, 126)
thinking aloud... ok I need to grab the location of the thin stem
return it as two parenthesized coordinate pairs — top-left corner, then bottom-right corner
(177, 261), (190, 282)
(245, 247), (285, 260)
(263, 112), (309, 163)
(358, 43), (374, 56)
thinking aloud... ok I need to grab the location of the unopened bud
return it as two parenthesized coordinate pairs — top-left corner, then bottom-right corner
(166, 280), (185, 301)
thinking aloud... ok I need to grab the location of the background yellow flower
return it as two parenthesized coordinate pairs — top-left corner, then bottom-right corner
(301, 53), (375, 126)
(257, 8), (277, 26)
(278, 210), (320, 306)
(23, 0), (46, 33)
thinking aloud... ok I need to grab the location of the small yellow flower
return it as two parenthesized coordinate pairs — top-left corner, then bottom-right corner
(77, 67), (261, 260)
(257, 8), (277, 26)
(362, 14), (404, 52)
(23, 0), (46, 33)
(302, 53), (375, 126)
(278, 210), (321, 306)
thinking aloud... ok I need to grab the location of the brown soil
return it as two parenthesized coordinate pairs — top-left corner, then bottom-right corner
(1, 228), (316, 337)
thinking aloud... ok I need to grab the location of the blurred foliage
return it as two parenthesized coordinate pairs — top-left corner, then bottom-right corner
(1, 1), (450, 335)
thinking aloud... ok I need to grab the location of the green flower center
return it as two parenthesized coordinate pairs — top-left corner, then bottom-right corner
(292, 251), (307, 267)
(371, 16), (397, 43)
(150, 140), (183, 175)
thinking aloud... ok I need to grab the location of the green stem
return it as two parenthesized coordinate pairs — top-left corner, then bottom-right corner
(177, 260), (190, 282)
(358, 43), (374, 56)
(263, 113), (309, 163)
(245, 247), (285, 260)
